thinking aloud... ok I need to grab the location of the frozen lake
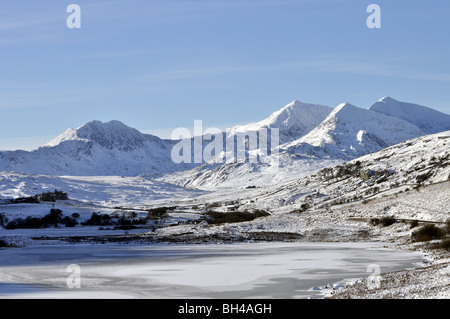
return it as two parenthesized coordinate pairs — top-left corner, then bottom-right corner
(0, 242), (424, 299)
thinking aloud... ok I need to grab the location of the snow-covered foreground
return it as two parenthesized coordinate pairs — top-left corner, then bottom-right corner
(0, 242), (424, 299)
(0, 129), (448, 299)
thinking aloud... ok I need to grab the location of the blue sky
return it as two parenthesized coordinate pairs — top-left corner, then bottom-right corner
(1, 0), (449, 150)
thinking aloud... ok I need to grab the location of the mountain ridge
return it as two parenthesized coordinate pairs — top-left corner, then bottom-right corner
(286, 101), (426, 159)
(0, 97), (449, 178)
(369, 96), (450, 134)
(229, 100), (333, 144)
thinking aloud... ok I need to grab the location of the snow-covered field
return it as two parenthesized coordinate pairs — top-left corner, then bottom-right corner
(0, 173), (207, 207)
(1, 175), (448, 299)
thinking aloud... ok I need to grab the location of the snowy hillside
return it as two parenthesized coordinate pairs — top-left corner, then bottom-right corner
(0, 172), (207, 207)
(160, 98), (449, 188)
(163, 99), (448, 188)
(229, 100), (332, 144)
(0, 120), (196, 176)
(370, 97), (450, 134)
(1, 98), (449, 300)
(285, 102), (426, 159)
(0, 97), (448, 182)
(0, 99), (332, 176)
(158, 151), (343, 189)
(240, 130), (450, 217)
(152, 130), (450, 247)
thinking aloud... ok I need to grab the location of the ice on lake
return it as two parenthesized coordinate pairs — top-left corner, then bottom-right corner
(0, 242), (424, 299)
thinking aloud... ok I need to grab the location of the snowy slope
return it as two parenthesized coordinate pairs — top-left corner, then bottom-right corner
(0, 171), (206, 207)
(149, 131), (450, 254)
(369, 97), (450, 134)
(285, 102), (426, 159)
(0, 100), (331, 176)
(239, 130), (450, 217)
(158, 151), (343, 189)
(0, 120), (196, 176)
(0, 97), (448, 181)
(157, 130), (450, 228)
(159, 100), (446, 188)
(0, 101), (332, 179)
(229, 100), (332, 144)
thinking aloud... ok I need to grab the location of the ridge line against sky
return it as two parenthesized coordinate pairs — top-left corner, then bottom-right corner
(0, 0), (449, 150)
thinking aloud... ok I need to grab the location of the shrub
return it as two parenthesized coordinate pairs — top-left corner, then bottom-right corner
(416, 171), (433, 184)
(5, 209), (66, 229)
(206, 202), (222, 209)
(299, 203), (311, 212)
(147, 207), (172, 219)
(41, 209), (63, 227)
(71, 213), (80, 219)
(371, 216), (397, 227)
(205, 210), (270, 225)
(409, 220), (419, 229)
(12, 196), (40, 204)
(0, 239), (10, 248)
(61, 216), (78, 227)
(434, 238), (450, 252)
(411, 224), (445, 242)
(253, 209), (270, 217)
(81, 212), (112, 226)
(82, 212), (148, 228)
(445, 218), (450, 234)
(0, 213), (8, 228)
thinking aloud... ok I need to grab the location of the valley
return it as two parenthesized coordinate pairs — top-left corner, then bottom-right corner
(0, 96), (449, 299)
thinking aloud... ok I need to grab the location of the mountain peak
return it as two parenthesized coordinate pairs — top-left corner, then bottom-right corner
(75, 120), (148, 150)
(379, 96), (397, 103)
(229, 100), (333, 144)
(327, 102), (360, 121)
(291, 101), (425, 158)
(77, 120), (132, 134)
(287, 99), (302, 106)
(44, 120), (150, 151)
(285, 99), (312, 108)
(369, 98), (450, 134)
(335, 102), (355, 110)
(285, 99), (326, 110)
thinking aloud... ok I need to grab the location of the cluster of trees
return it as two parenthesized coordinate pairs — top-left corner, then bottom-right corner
(2, 209), (79, 229)
(82, 208), (172, 230)
(1, 206), (174, 231)
(12, 190), (69, 204)
(81, 212), (147, 230)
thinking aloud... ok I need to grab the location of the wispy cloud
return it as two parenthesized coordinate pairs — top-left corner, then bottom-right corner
(64, 49), (161, 60)
(75, 0), (309, 26)
(132, 55), (450, 84)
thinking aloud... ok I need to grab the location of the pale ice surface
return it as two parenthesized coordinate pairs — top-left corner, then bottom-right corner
(0, 242), (424, 299)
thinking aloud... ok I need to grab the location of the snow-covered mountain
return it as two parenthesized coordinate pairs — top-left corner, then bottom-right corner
(161, 98), (450, 188)
(285, 102), (426, 159)
(243, 129), (450, 216)
(0, 120), (195, 176)
(0, 97), (448, 180)
(45, 120), (149, 151)
(229, 100), (332, 144)
(369, 97), (450, 134)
